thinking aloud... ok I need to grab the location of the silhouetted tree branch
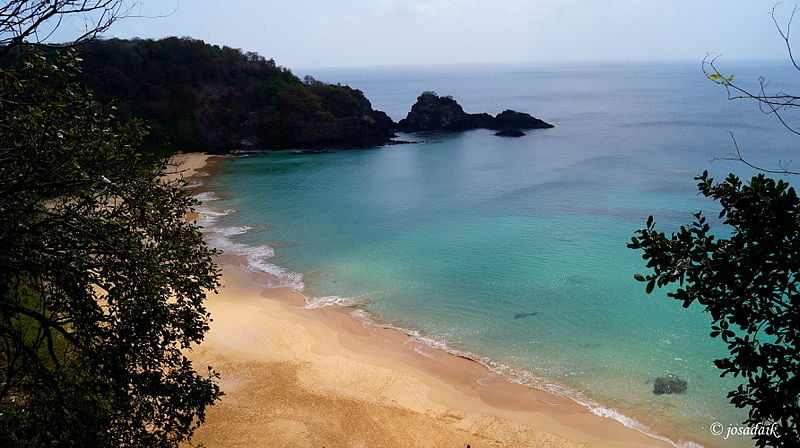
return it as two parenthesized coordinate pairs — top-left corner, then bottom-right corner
(0, 1), (178, 56)
(713, 131), (800, 175)
(703, 3), (800, 174)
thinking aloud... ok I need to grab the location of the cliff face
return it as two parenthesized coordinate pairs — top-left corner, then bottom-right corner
(397, 92), (553, 132)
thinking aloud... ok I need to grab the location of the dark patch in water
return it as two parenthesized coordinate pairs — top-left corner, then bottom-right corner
(552, 236), (576, 242)
(582, 343), (602, 349)
(653, 374), (688, 395)
(565, 275), (583, 284)
(514, 311), (539, 319)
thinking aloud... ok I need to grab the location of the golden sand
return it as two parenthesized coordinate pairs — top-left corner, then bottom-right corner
(166, 152), (213, 182)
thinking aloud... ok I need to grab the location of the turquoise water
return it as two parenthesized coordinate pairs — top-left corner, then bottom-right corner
(200, 61), (797, 447)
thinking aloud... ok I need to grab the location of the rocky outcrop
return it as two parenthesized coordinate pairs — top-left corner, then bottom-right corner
(397, 92), (553, 133)
(495, 129), (526, 137)
(653, 375), (687, 395)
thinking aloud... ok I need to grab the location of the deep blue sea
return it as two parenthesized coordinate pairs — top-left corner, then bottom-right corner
(197, 60), (797, 447)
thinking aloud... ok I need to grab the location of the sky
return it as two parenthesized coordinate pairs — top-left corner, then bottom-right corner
(51, 0), (796, 69)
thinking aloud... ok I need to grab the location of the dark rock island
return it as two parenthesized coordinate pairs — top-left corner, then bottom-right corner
(495, 129), (526, 137)
(397, 91), (553, 133)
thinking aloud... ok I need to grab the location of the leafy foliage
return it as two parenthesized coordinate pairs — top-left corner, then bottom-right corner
(76, 37), (395, 153)
(630, 171), (799, 447)
(0, 50), (222, 447)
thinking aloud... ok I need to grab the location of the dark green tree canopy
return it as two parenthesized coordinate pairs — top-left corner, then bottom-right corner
(75, 37), (396, 153)
(0, 50), (221, 447)
(630, 171), (799, 447)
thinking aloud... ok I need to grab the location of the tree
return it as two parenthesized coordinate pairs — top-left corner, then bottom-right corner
(630, 5), (800, 447)
(629, 174), (799, 447)
(0, 48), (222, 447)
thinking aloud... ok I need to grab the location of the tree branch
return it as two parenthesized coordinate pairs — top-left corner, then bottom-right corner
(711, 132), (800, 175)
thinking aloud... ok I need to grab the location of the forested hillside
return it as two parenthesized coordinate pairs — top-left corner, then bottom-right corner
(78, 37), (396, 153)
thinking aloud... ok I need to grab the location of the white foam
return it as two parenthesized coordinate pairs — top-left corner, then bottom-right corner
(677, 442), (706, 448)
(212, 225), (253, 238)
(591, 407), (649, 432)
(350, 309), (371, 320)
(191, 186), (305, 291)
(245, 258), (305, 290)
(192, 191), (220, 202)
(304, 295), (365, 309)
(194, 207), (235, 229)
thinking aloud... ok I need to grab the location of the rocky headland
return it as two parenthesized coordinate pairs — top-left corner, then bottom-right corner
(73, 38), (553, 153)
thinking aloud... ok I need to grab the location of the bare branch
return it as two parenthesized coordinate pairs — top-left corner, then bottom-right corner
(701, 4), (800, 174)
(0, 1), (179, 56)
(711, 132), (800, 176)
(771, 3), (800, 71)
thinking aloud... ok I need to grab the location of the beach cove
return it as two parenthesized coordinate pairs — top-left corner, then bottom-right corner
(177, 153), (677, 448)
(169, 59), (800, 448)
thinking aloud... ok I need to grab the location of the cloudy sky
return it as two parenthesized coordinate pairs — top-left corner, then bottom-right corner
(56, 0), (795, 68)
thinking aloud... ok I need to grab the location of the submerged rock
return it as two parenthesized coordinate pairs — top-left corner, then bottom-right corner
(653, 374), (687, 395)
(397, 92), (553, 132)
(494, 129), (526, 137)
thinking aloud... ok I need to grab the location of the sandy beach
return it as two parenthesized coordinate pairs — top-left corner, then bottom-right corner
(176, 153), (675, 448)
(168, 152), (215, 181)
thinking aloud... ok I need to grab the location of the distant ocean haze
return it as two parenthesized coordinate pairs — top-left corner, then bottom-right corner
(200, 61), (796, 448)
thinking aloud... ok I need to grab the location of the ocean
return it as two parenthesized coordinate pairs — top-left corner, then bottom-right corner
(196, 60), (797, 447)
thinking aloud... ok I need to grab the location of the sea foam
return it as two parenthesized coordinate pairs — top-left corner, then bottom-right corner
(304, 295), (367, 309)
(193, 189), (304, 291)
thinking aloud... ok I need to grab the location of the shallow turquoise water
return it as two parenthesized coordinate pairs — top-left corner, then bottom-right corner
(201, 61), (797, 447)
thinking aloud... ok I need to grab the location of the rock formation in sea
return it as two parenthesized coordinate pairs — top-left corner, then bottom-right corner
(397, 92), (554, 133)
(495, 129), (526, 137)
(653, 374), (687, 394)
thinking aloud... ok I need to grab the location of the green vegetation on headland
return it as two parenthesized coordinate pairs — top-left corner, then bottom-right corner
(77, 37), (396, 154)
(72, 37), (553, 154)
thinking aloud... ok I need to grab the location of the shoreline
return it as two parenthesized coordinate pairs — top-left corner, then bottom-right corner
(176, 152), (688, 447)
